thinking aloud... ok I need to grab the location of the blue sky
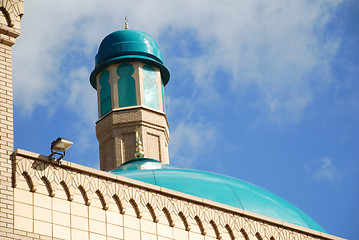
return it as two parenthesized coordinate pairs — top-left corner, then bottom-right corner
(12, 0), (358, 239)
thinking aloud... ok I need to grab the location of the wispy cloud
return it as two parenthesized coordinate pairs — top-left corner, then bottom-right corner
(13, 0), (343, 125)
(64, 67), (97, 122)
(314, 157), (342, 183)
(169, 121), (216, 167)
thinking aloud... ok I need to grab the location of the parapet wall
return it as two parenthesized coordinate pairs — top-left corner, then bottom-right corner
(10, 149), (344, 240)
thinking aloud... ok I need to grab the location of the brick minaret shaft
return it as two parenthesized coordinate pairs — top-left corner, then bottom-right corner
(0, 0), (23, 236)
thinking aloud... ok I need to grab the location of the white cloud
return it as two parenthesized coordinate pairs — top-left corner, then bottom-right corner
(314, 157), (341, 182)
(12, 0), (343, 124)
(169, 121), (216, 167)
(65, 67), (97, 122)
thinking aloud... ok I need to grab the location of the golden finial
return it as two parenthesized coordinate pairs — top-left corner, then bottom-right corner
(135, 127), (144, 158)
(125, 17), (129, 30)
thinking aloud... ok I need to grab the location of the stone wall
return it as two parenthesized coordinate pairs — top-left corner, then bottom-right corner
(11, 149), (344, 240)
(0, 1), (23, 239)
(97, 106), (169, 171)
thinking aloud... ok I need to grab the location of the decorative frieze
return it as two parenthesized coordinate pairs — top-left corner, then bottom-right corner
(12, 149), (344, 240)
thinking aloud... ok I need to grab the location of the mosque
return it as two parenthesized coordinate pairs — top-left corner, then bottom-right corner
(0, 1), (345, 239)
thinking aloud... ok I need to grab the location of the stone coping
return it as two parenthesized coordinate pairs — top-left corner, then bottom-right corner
(96, 105), (169, 127)
(13, 148), (345, 240)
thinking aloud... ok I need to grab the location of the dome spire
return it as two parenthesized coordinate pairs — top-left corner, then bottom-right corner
(135, 127), (145, 158)
(124, 17), (129, 29)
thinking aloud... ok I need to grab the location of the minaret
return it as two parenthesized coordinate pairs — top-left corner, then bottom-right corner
(90, 21), (170, 171)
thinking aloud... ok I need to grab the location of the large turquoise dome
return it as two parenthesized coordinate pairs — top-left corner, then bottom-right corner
(110, 158), (326, 233)
(90, 29), (170, 89)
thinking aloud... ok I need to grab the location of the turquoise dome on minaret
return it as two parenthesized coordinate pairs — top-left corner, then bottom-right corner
(90, 29), (170, 89)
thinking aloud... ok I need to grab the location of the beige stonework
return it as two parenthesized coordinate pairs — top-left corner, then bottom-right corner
(0, 1), (23, 239)
(97, 106), (169, 171)
(10, 149), (344, 240)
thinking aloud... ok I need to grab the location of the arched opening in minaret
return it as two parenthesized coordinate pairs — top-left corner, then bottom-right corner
(142, 65), (159, 110)
(117, 63), (137, 108)
(99, 69), (112, 116)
